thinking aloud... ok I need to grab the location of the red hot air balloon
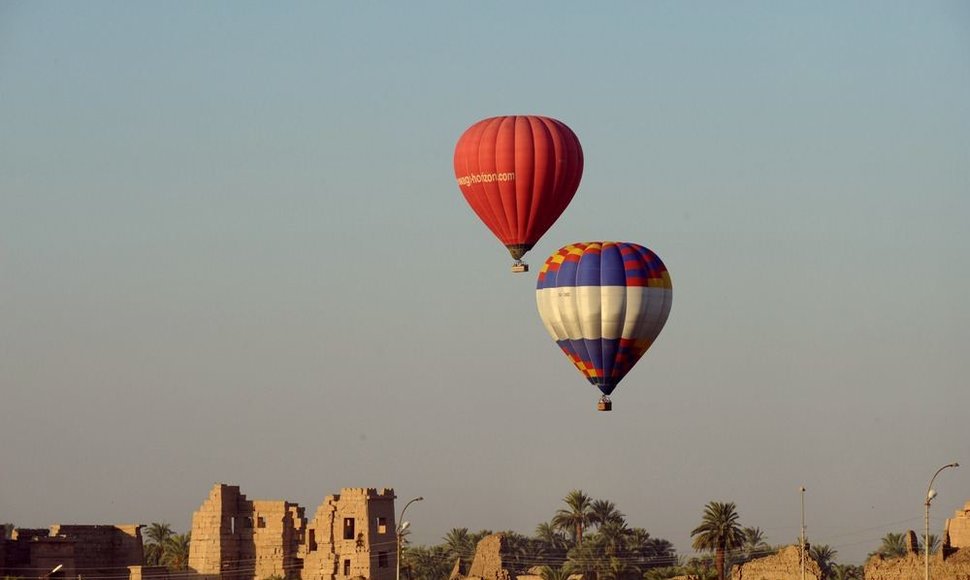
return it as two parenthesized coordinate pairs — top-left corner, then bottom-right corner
(453, 116), (584, 273)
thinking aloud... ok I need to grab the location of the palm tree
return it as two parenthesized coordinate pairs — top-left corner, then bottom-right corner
(468, 529), (493, 548)
(537, 565), (571, 580)
(535, 521), (568, 554)
(740, 527), (769, 559)
(500, 531), (532, 574)
(875, 532), (907, 558)
(565, 535), (604, 580)
(690, 501), (744, 580)
(552, 490), (594, 546)
(597, 521), (630, 557)
(403, 545), (452, 580)
(161, 533), (190, 571)
(920, 533), (940, 555)
(589, 499), (625, 529)
(624, 527), (652, 568)
(520, 539), (548, 570)
(600, 556), (638, 580)
(809, 544), (836, 580)
(442, 528), (475, 565)
(829, 563), (863, 580)
(645, 538), (676, 567)
(143, 522), (173, 566)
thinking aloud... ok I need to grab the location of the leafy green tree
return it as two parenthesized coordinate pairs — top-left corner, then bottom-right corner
(690, 502), (744, 580)
(809, 544), (836, 580)
(161, 533), (190, 571)
(552, 490), (594, 546)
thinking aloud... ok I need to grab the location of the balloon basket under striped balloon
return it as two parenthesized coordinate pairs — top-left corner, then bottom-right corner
(597, 396), (613, 412)
(511, 262), (529, 273)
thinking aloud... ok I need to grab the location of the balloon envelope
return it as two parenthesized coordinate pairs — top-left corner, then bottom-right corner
(453, 115), (583, 261)
(536, 242), (672, 397)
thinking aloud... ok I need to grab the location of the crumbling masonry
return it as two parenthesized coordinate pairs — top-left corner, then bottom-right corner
(187, 484), (396, 580)
(0, 524), (151, 580)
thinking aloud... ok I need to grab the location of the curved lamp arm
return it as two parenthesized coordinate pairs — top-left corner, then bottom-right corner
(926, 463), (959, 506)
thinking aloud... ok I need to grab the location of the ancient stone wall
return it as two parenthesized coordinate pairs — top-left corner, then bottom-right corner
(302, 488), (396, 580)
(251, 500), (306, 580)
(730, 545), (820, 580)
(863, 550), (970, 580)
(27, 537), (76, 579)
(128, 564), (171, 580)
(947, 501), (970, 549)
(188, 483), (309, 580)
(1, 525), (140, 580)
(50, 524), (144, 570)
(188, 483), (396, 580)
(0, 536), (73, 579)
(463, 534), (513, 580)
(189, 483), (250, 580)
(12, 529), (50, 540)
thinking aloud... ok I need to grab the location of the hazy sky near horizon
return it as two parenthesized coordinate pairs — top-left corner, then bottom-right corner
(2, 1), (969, 566)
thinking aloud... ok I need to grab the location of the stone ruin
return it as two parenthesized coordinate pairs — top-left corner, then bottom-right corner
(0, 524), (164, 580)
(187, 483), (397, 580)
(730, 545), (821, 580)
(450, 534), (515, 580)
(946, 501), (970, 550)
(1, 483), (397, 580)
(187, 484), (306, 580)
(300, 487), (397, 580)
(862, 503), (970, 580)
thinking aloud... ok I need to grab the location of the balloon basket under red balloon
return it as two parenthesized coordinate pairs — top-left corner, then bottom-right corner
(511, 262), (529, 273)
(597, 397), (612, 412)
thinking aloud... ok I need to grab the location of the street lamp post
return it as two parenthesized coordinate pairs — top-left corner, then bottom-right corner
(925, 462), (959, 580)
(800, 486), (806, 580)
(396, 496), (424, 580)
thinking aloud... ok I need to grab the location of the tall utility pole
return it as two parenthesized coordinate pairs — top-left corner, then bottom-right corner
(800, 486), (806, 580)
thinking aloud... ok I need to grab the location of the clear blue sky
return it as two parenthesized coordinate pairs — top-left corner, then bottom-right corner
(2, 1), (969, 566)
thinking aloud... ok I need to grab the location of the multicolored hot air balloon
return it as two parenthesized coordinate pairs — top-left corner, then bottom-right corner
(454, 115), (583, 273)
(536, 242), (672, 411)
